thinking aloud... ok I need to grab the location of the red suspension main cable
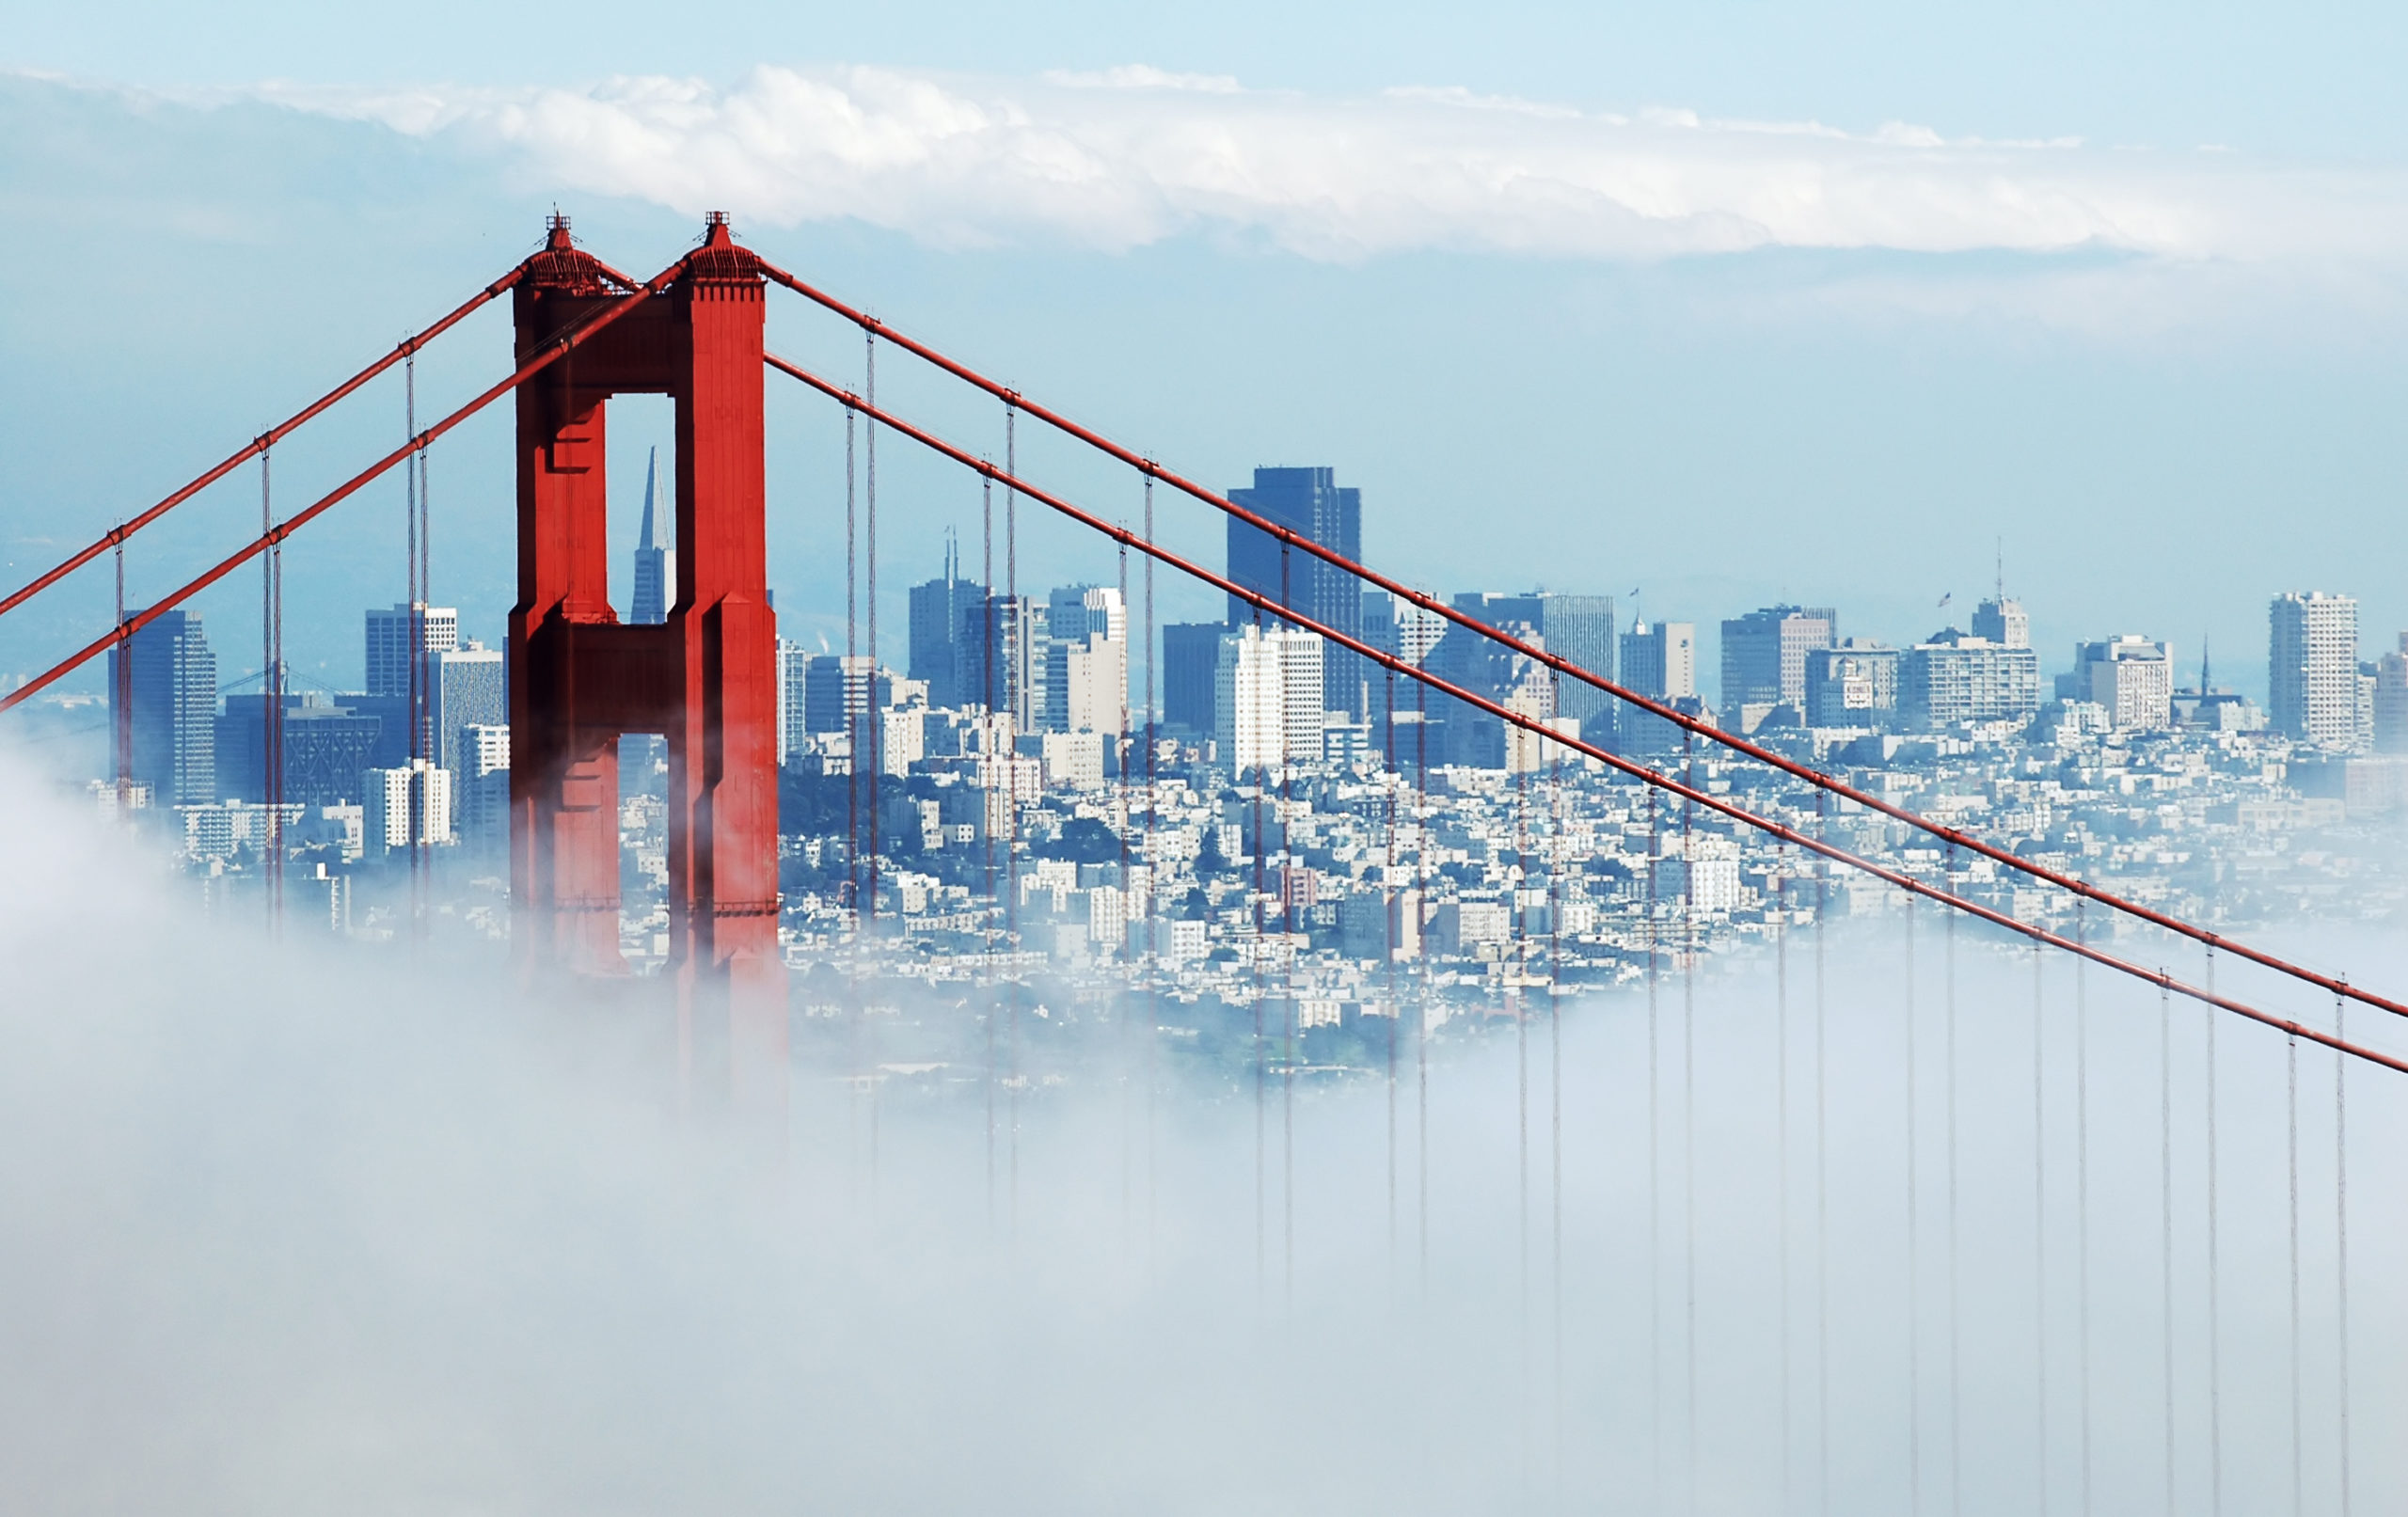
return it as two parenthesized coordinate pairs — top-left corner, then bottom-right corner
(753, 258), (2408, 1027)
(0, 268), (525, 624)
(764, 349), (2408, 1079)
(1, 259), (688, 717)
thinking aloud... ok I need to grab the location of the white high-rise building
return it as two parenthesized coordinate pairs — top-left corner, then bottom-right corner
(1042, 585), (1128, 735)
(365, 604), (458, 698)
(630, 447), (675, 626)
(775, 638), (808, 765)
(1215, 624), (1325, 772)
(363, 759), (453, 856)
(2270, 592), (2359, 749)
(2067, 636), (2174, 730)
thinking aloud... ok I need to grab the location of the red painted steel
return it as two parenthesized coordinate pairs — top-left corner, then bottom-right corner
(0, 268), (525, 624)
(768, 350), (2408, 1078)
(755, 259), (2408, 1030)
(513, 217), (783, 1105)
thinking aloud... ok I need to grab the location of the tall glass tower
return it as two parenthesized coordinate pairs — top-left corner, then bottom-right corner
(1226, 466), (1363, 717)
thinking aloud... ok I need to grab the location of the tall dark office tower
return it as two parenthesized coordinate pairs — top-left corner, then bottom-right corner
(1162, 623), (1228, 735)
(1227, 466), (1364, 717)
(630, 447), (673, 626)
(1720, 605), (1837, 718)
(956, 593), (1045, 731)
(107, 608), (216, 806)
(359, 603), (460, 767)
(908, 534), (984, 708)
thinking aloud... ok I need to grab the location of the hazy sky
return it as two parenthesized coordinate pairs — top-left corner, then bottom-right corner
(4, 1), (2405, 701)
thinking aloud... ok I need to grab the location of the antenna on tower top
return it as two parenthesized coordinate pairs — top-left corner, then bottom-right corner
(1994, 536), (2004, 603)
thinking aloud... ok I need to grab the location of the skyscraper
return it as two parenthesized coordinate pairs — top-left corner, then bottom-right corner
(436, 643), (506, 777)
(909, 534), (984, 708)
(2374, 636), (2408, 755)
(800, 654), (879, 736)
(956, 593), (1044, 731)
(363, 760), (453, 856)
(1616, 619), (1701, 754)
(2270, 592), (2360, 749)
(775, 638), (808, 764)
(630, 447), (674, 626)
(1162, 623), (1227, 735)
(1215, 624), (1325, 772)
(1042, 584), (1128, 735)
(107, 609), (216, 806)
(1227, 467), (1364, 716)
(1720, 605), (1836, 722)
(364, 604), (458, 697)
(1620, 621), (1697, 702)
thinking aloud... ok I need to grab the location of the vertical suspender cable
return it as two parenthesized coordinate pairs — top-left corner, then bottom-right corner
(1117, 537), (1132, 1237)
(1548, 726), (1564, 1502)
(1646, 778), (1662, 1509)
(412, 352), (430, 941)
(113, 533), (130, 814)
(1945, 844), (1960, 1517)
(404, 353), (420, 938)
(2076, 904), (2093, 1517)
(261, 441), (281, 933)
(843, 403), (862, 1193)
(1908, 892), (1923, 1517)
(2161, 975), (2175, 1517)
(2334, 988), (2352, 1517)
(845, 405), (859, 927)
(1814, 788), (1830, 1517)
(1144, 477), (1159, 1270)
(2206, 947), (2223, 1517)
(1386, 668), (1400, 1279)
(1518, 760), (1532, 1474)
(1417, 674), (1430, 1292)
(1252, 595), (1266, 1304)
(1683, 735), (1699, 1515)
(2035, 940), (2050, 1517)
(1005, 403), (1021, 1240)
(864, 334), (879, 935)
(1279, 545), (1294, 1315)
(982, 474), (997, 1229)
(1777, 860), (1792, 1508)
(2287, 1025), (2302, 1517)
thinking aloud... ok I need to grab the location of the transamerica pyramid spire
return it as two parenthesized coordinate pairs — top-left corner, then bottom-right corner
(631, 446), (673, 624)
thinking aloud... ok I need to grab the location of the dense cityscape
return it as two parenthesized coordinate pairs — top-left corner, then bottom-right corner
(38, 457), (2408, 1075)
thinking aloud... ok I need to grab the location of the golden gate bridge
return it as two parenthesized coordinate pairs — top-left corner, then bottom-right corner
(0, 213), (2387, 1513)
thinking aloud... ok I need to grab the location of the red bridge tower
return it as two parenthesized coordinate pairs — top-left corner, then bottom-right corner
(508, 215), (784, 1098)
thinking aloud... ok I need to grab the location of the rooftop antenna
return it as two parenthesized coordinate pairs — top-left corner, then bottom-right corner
(1994, 536), (2004, 603)
(2201, 634), (2212, 692)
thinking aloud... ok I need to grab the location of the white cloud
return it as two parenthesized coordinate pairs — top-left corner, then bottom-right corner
(248, 65), (2408, 264)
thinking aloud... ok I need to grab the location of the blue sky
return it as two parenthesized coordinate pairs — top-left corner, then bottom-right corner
(4, 1), (2405, 703)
